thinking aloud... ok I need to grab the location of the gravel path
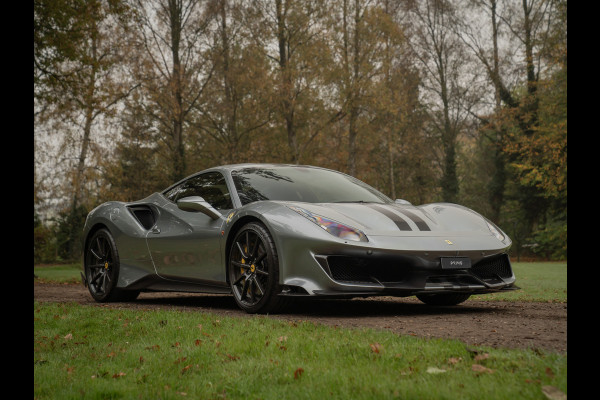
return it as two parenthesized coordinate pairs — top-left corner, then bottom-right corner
(34, 282), (567, 353)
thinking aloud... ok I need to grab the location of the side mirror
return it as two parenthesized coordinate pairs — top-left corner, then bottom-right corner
(394, 199), (412, 205)
(177, 196), (222, 220)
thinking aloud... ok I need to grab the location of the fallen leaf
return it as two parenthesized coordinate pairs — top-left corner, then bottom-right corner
(181, 365), (192, 374)
(196, 324), (203, 330)
(194, 339), (202, 346)
(294, 367), (304, 379)
(545, 367), (555, 379)
(426, 367), (446, 374)
(474, 353), (489, 361)
(448, 357), (462, 365)
(541, 386), (566, 400)
(225, 354), (239, 361)
(112, 372), (126, 378)
(472, 364), (494, 374)
(278, 336), (288, 342)
(370, 343), (382, 354)
(107, 351), (116, 358)
(172, 342), (180, 348)
(64, 333), (73, 340)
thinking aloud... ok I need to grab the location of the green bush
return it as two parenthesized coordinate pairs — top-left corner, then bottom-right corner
(34, 213), (57, 264)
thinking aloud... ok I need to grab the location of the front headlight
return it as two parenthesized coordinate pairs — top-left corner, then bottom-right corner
(486, 221), (505, 242)
(288, 206), (368, 242)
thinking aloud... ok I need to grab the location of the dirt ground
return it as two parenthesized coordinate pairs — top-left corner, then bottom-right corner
(34, 282), (567, 353)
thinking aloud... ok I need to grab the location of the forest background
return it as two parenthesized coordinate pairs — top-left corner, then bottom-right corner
(33, 0), (567, 263)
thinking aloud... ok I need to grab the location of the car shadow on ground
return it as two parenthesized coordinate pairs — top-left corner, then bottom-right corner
(132, 293), (504, 317)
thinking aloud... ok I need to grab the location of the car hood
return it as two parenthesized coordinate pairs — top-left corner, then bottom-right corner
(280, 201), (497, 238)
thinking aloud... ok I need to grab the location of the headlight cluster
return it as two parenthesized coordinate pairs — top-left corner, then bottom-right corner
(288, 206), (368, 242)
(486, 221), (506, 242)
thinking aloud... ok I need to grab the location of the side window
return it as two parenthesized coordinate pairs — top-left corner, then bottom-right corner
(164, 172), (233, 210)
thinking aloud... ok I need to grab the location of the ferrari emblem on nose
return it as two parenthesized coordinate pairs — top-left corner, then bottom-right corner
(445, 240), (453, 245)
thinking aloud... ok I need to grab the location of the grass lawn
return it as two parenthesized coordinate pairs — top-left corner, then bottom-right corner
(471, 262), (567, 303)
(34, 301), (566, 400)
(34, 263), (81, 284)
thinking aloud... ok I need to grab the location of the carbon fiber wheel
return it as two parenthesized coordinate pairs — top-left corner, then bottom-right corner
(84, 229), (139, 302)
(228, 222), (287, 314)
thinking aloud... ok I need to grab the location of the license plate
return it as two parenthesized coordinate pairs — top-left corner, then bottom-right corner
(440, 257), (471, 269)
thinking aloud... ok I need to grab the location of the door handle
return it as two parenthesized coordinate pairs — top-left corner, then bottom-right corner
(151, 226), (161, 234)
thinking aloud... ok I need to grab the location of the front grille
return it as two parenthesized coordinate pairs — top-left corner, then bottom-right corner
(471, 254), (512, 280)
(326, 256), (410, 284)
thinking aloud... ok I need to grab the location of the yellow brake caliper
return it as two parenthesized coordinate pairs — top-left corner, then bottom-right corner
(241, 245), (247, 274)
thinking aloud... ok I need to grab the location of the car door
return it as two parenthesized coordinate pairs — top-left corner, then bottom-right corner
(146, 171), (234, 284)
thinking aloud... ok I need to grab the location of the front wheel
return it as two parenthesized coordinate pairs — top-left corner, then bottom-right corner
(416, 293), (471, 306)
(228, 222), (288, 314)
(84, 228), (139, 302)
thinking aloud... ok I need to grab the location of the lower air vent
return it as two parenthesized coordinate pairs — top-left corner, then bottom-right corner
(471, 254), (513, 281)
(326, 256), (410, 284)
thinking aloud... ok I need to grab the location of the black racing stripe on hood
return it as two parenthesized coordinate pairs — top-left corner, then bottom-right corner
(366, 204), (412, 231)
(391, 205), (431, 231)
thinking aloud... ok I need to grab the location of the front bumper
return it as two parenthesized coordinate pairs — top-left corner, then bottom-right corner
(277, 236), (516, 297)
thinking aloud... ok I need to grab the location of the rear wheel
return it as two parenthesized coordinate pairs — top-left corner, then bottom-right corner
(228, 222), (288, 314)
(416, 293), (471, 306)
(84, 228), (139, 302)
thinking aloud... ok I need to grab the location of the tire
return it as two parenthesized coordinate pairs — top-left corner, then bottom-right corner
(84, 228), (140, 302)
(228, 222), (288, 314)
(416, 293), (471, 306)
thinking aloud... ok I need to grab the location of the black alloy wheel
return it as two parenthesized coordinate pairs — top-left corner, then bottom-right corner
(85, 229), (139, 302)
(228, 222), (287, 314)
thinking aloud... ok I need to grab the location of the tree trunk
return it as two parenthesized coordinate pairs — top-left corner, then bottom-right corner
(347, 0), (361, 176)
(169, 0), (186, 181)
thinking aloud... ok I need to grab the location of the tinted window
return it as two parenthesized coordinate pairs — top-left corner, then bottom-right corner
(231, 167), (391, 205)
(164, 172), (233, 210)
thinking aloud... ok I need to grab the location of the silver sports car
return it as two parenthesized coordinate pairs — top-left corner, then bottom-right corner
(81, 164), (518, 313)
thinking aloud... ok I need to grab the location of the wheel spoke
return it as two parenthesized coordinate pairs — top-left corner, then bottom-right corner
(96, 237), (104, 258)
(90, 271), (102, 286)
(231, 260), (248, 269)
(255, 252), (266, 265)
(101, 273), (108, 292)
(89, 263), (105, 269)
(253, 276), (265, 295)
(233, 273), (246, 286)
(250, 233), (259, 258)
(236, 242), (248, 259)
(90, 248), (102, 261)
(240, 279), (249, 300)
(249, 279), (256, 303)
(255, 269), (269, 276)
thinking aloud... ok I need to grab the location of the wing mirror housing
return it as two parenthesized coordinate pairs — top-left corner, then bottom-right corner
(177, 196), (222, 220)
(394, 199), (412, 205)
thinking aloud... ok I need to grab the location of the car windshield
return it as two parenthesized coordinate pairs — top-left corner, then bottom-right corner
(231, 166), (391, 206)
